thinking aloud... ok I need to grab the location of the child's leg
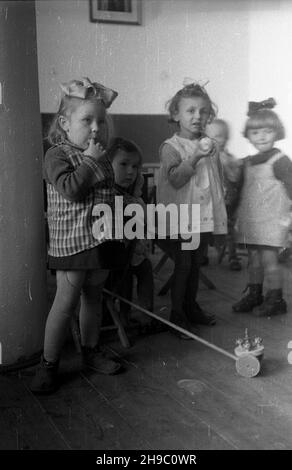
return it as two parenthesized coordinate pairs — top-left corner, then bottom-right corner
(261, 248), (282, 290)
(134, 258), (154, 311)
(158, 239), (196, 337)
(167, 240), (196, 338)
(44, 270), (85, 362)
(30, 270), (85, 394)
(118, 268), (134, 325)
(132, 258), (169, 333)
(183, 249), (199, 315)
(79, 269), (109, 348)
(227, 216), (242, 270)
(247, 248), (264, 284)
(170, 241), (191, 320)
(200, 239), (209, 265)
(232, 248), (264, 312)
(184, 233), (216, 325)
(79, 269), (121, 374)
(253, 248), (287, 316)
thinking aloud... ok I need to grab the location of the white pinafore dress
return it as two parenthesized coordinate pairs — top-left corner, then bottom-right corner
(236, 151), (291, 248)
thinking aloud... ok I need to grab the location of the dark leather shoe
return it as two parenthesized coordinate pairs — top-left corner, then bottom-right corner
(168, 314), (198, 340)
(187, 302), (216, 326)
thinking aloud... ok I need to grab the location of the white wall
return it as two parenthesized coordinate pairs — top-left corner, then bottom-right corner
(36, 0), (292, 158)
(36, 0), (250, 156)
(248, 0), (292, 156)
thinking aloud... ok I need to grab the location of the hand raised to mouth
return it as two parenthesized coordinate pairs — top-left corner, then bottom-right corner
(83, 137), (105, 161)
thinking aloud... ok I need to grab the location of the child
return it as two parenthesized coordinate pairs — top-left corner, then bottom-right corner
(157, 82), (227, 339)
(232, 98), (292, 316)
(206, 119), (243, 270)
(31, 77), (122, 394)
(106, 137), (160, 332)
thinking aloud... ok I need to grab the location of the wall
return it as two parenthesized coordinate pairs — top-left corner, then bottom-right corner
(35, 0), (292, 158)
(0, 1), (47, 367)
(35, 0), (250, 157)
(248, 0), (292, 155)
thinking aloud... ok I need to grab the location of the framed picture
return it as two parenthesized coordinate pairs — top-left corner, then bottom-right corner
(90, 0), (142, 25)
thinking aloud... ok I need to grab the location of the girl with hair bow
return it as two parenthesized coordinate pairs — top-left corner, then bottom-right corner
(157, 80), (227, 338)
(232, 98), (292, 317)
(31, 77), (124, 394)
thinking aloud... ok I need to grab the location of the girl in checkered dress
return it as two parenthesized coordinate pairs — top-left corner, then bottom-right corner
(31, 78), (123, 394)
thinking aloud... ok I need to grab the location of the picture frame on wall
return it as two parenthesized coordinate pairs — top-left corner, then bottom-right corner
(90, 0), (142, 25)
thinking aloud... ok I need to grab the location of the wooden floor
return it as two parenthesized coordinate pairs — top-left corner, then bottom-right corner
(1, 247), (292, 450)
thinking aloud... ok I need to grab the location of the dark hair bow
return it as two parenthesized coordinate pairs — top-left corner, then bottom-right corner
(247, 97), (276, 116)
(60, 77), (118, 108)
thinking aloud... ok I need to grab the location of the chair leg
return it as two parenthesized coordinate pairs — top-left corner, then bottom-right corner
(217, 244), (226, 264)
(199, 271), (216, 290)
(106, 298), (131, 349)
(158, 273), (173, 296)
(154, 253), (170, 274)
(70, 315), (82, 354)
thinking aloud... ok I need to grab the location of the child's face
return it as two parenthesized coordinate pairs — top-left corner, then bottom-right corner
(206, 122), (228, 151)
(247, 127), (277, 153)
(174, 96), (210, 139)
(61, 100), (106, 149)
(112, 150), (140, 188)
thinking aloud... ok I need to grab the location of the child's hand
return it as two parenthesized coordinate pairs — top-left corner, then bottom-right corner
(189, 137), (216, 167)
(83, 138), (105, 160)
(198, 137), (216, 156)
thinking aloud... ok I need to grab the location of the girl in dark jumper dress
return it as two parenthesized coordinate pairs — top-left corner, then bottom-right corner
(232, 98), (292, 317)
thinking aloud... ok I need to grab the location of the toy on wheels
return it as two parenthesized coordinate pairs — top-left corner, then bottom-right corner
(104, 289), (264, 378)
(234, 328), (264, 378)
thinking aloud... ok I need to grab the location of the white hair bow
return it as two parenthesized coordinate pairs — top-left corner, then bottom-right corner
(183, 77), (210, 88)
(60, 77), (118, 109)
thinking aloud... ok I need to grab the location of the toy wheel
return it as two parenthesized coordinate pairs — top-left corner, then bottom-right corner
(236, 354), (261, 378)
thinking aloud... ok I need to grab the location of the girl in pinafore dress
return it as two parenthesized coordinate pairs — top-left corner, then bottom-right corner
(31, 78), (123, 394)
(157, 81), (227, 339)
(232, 98), (292, 316)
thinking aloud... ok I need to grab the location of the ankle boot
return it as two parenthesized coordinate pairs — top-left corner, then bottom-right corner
(232, 284), (263, 313)
(30, 355), (59, 394)
(253, 289), (287, 317)
(185, 301), (216, 326)
(169, 311), (197, 340)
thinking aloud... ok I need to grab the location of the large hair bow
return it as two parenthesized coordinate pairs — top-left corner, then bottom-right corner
(182, 77), (210, 89)
(247, 97), (276, 116)
(60, 77), (118, 108)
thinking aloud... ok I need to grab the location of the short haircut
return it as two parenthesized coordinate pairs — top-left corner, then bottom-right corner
(107, 136), (143, 165)
(243, 109), (285, 140)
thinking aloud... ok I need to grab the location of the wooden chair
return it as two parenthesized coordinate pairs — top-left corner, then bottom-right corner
(70, 297), (131, 352)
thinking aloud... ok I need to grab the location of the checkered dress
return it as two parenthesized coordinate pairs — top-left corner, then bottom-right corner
(44, 142), (115, 257)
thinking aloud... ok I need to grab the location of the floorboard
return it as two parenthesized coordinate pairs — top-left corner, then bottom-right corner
(1, 246), (292, 449)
